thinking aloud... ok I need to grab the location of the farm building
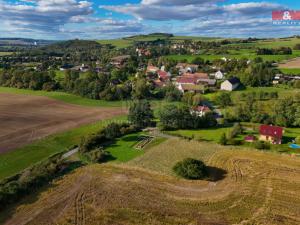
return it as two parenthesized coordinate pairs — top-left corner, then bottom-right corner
(259, 125), (284, 145)
(220, 77), (241, 91)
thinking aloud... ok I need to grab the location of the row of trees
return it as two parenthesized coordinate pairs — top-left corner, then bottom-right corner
(0, 69), (59, 91)
(158, 104), (217, 130)
(0, 153), (67, 210)
(224, 97), (300, 127)
(257, 47), (292, 55)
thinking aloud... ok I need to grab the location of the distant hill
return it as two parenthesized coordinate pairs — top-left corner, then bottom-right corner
(0, 38), (56, 47)
(97, 33), (225, 49)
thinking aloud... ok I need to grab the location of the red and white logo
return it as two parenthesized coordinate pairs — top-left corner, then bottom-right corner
(272, 10), (300, 21)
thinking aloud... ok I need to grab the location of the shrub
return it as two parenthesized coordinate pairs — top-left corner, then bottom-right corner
(295, 136), (300, 144)
(173, 158), (207, 180)
(254, 141), (270, 150)
(79, 123), (138, 153)
(219, 133), (227, 145)
(85, 148), (109, 163)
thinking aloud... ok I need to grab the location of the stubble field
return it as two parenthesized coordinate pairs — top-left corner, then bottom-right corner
(3, 138), (300, 225)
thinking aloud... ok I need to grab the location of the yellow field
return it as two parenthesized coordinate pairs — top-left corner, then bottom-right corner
(2, 139), (300, 225)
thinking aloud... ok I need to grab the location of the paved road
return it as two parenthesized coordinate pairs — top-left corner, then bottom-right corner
(62, 147), (79, 159)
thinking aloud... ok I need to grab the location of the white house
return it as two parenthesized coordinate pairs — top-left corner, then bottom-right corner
(215, 71), (224, 80)
(220, 77), (241, 91)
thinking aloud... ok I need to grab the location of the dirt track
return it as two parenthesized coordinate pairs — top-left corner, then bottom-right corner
(279, 57), (300, 68)
(0, 93), (126, 153)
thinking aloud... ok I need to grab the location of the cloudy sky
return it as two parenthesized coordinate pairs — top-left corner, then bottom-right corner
(0, 0), (299, 40)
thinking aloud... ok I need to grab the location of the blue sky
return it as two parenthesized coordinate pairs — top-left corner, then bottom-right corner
(0, 0), (299, 40)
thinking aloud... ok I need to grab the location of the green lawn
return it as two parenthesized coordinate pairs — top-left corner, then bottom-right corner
(55, 70), (65, 82)
(0, 116), (127, 181)
(97, 39), (133, 48)
(105, 133), (145, 162)
(0, 87), (125, 108)
(165, 52), (300, 63)
(166, 127), (232, 143)
(279, 68), (300, 75)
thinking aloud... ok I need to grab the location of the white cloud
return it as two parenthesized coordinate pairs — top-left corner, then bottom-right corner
(102, 1), (283, 21)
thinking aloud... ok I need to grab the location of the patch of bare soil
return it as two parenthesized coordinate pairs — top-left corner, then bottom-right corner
(279, 57), (300, 68)
(0, 93), (126, 153)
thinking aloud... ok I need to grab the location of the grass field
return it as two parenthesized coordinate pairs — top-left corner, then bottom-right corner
(105, 133), (145, 163)
(97, 34), (225, 48)
(0, 87), (125, 108)
(3, 138), (300, 225)
(0, 52), (14, 56)
(165, 52), (300, 63)
(280, 68), (300, 75)
(166, 127), (232, 142)
(0, 115), (127, 181)
(97, 39), (133, 48)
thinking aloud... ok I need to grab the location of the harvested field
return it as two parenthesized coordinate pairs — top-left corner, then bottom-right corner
(2, 139), (300, 225)
(0, 93), (126, 153)
(279, 57), (300, 68)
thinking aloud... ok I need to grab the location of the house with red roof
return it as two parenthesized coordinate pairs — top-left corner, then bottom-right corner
(176, 76), (198, 85)
(157, 70), (171, 82)
(259, 125), (284, 145)
(191, 106), (211, 117)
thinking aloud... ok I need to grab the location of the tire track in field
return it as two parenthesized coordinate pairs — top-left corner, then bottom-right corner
(74, 192), (85, 225)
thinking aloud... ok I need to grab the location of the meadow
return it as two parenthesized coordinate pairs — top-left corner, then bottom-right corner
(165, 51), (300, 63)
(0, 87), (125, 108)
(0, 52), (14, 56)
(279, 68), (300, 75)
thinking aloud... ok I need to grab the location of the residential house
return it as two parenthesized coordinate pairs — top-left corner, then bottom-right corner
(176, 63), (199, 74)
(147, 65), (160, 74)
(220, 77), (241, 91)
(191, 106), (211, 117)
(198, 78), (217, 86)
(178, 84), (205, 94)
(111, 55), (131, 67)
(176, 77), (198, 85)
(136, 48), (151, 57)
(259, 125), (284, 145)
(184, 72), (209, 79)
(157, 70), (171, 82)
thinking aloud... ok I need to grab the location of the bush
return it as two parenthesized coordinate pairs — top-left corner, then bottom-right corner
(219, 133), (227, 145)
(85, 148), (109, 163)
(254, 141), (270, 150)
(295, 136), (300, 144)
(79, 123), (138, 153)
(173, 158), (207, 180)
(0, 153), (65, 210)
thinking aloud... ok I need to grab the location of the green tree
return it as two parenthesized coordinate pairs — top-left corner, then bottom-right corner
(215, 92), (232, 108)
(173, 158), (208, 180)
(132, 78), (151, 99)
(128, 100), (154, 128)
